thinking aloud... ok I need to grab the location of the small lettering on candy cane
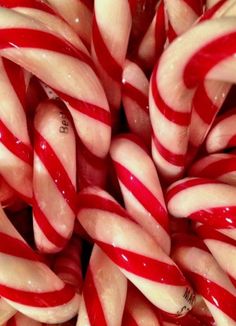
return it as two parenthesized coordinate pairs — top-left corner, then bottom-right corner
(176, 288), (195, 316)
(59, 111), (69, 134)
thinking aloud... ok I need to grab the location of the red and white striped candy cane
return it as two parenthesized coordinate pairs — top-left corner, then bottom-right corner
(110, 134), (170, 254)
(53, 236), (83, 292)
(0, 0), (88, 52)
(0, 7), (111, 161)
(164, 0), (203, 42)
(195, 223), (236, 288)
(77, 187), (195, 316)
(206, 108), (236, 153)
(92, 0), (132, 124)
(188, 0), (236, 161)
(0, 299), (16, 325)
(166, 177), (236, 240)
(189, 153), (236, 186)
(4, 313), (42, 326)
(33, 100), (76, 253)
(122, 284), (161, 326)
(76, 245), (127, 326)
(172, 234), (236, 325)
(159, 312), (202, 326)
(136, 0), (167, 72)
(47, 0), (93, 50)
(0, 206), (80, 323)
(122, 60), (151, 146)
(0, 58), (32, 203)
(149, 16), (236, 181)
(191, 294), (215, 326)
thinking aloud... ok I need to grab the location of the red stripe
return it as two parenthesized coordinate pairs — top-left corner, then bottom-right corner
(55, 265), (82, 282)
(83, 267), (107, 326)
(0, 283), (76, 307)
(122, 310), (139, 326)
(115, 133), (149, 154)
(196, 224), (236, 247)
(122, 81), (149, 113)
(190, 156), (236, 179)
(3, 58), (26, 109)
(167, 22), (178, 42)
(172, 234), (209, 252)
(114, 161), (169, 232)
(155, 0), (167, 58)
(166, 178), (219, 203)
(92, 17), (122, 83)
(184, 0), (203, 15)
(56, 91), (111, 126)
(6, 317), (17, 326)
(80, 0), (93, 12)
(77, 193), (131, 220)
(0, 232), (40, 261)
(97, 240), (188, 286)
(152, 133), (186, 167)
(0, 0), (56, 14)
(187, 271), (236, 321)
(200, 0), (227, 21)
(190, 206), (236, 229)
(33, 198), (68, 248)
(151, 64), (191, 126)
(34, 130), (76, 214)
(0, 28), (93, 68)
(227, 134), (236, 149)
(184, 32), (236, 88)
(192, 83), (219, 124)
(0, 120), (32, 165)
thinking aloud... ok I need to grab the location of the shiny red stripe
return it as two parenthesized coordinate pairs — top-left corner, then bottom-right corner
(83, 267), (107, 326)
(0, 232), (39, 261)
(77, 193), (131, 220)
(190, 206), (236, 229)
(34, 130), (76, 213)
(191, 156), (236, 179)
(33, 198), (68, 248)
(92, 17), (122, 83)
(56, 91), (111, 126)
(0, 28), (93, 68)
(151, 64), (191, 126)
(114, 161), (169, 232)
(122, 311), (139, 326)
(196, 224), (236, 247)
(187, 271), (236, 321)
(184, 32), (236, 88)
(166, 178), (219, 203)
(3, 58), (26, 108)
(0, 0), (56, 14)
(97, 240), (188, 286)
(0, 283), (75, 307)
(152, 133), (186, 166)
(155, 0), (167, 57)
(122, 82), (149, 113)
(192, 83), (219, 124)
(0, 120), (32, 164)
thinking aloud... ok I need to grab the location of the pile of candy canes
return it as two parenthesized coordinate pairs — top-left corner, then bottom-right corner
(0, 0), (236, 325)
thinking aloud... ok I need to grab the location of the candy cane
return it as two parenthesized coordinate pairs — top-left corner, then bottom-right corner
(164, 0), (203, 41)
(149, 16), (236, 181)
(0, 298), (16, 325)
(76, 245), (127, 326)
(0, 57), (32, 203)
(189, 153), (236, 186)
(160, 312), (202, 326)
(53, 236), (83, 292)
(0, 206), (80, 323)
(0, 0), (88, 52)
(0, 176), (16, 208)
(136, 0), (166, 72)
(207, 0), (222, 9)
(110, 134), (170, 254)
(47, 0), (93, 49)
(191, 294), (215, 326)
(77, 187), (194, 316)
(206, 108), (236, 153)
(166, 177), (236, 239)
(195, 223), (236, 287)
(4, 313), (42, 326)
(122, 284), (161, 326)
(172, 234), (236, 325)
(92, 0), (132, 124)
(0, 7), (111, 161)
(33, 100), (76, 253)
(122, 60), (151, 146)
